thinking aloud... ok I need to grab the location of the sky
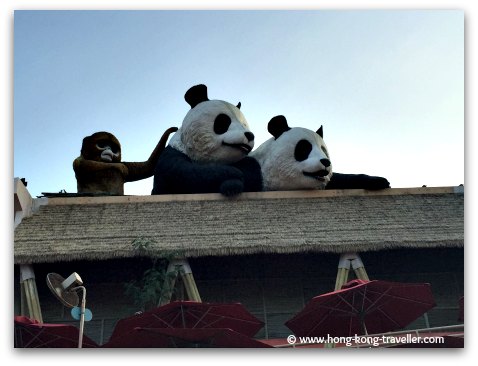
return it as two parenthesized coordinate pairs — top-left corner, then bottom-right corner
(13, 9), (464, 197)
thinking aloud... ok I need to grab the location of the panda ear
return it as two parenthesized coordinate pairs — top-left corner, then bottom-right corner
(268, 115), (291, 139)
(236, 102), (241, 109)
(185, 84), (209, 108)
(316, 126), (323, 138)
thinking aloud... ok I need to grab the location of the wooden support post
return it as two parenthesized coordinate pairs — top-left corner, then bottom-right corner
(182, 273), (201, 302)
(179, 261), (202, 302)
(159, 259), (202, 305)
(334, 267), (350, 291)
(350, 254), (369, 281)
(20, 265), (43, 322)
(335, 253), (369, 290)
(335, 254), (353, 290)
(158, 261), (179, 306)
(353, 266), (370, 281)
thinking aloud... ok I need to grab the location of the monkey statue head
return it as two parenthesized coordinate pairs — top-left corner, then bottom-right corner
(80, 131), (122, 163)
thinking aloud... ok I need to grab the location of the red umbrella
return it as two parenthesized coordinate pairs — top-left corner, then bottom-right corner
(14, 316), (98, 348)
(110, 301), (264, 340)
(103, 327), (272, 348)
(285, 279), (436, 337)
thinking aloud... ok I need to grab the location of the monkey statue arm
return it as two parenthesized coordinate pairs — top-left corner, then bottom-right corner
(123, 127), (178, 182)
(73, 157), (129, 195)
(73, 157), (128, 175)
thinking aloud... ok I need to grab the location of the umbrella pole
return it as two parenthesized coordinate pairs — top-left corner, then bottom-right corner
(361, 318), (368, 336)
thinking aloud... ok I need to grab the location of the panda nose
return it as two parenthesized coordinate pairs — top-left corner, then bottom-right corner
(244, 132), (255, 142)
(321, 158), (331, 167)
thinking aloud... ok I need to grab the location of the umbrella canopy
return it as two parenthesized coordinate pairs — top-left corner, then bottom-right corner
(103, 327), (272, 348)
(110, 301), (264, 340)
(14, 316), (98, 348)
(285, 279), (436, 337)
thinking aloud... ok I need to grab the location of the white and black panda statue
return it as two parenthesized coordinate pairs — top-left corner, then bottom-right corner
(251, 115), (390, 191)
(152, 84), (263, 196)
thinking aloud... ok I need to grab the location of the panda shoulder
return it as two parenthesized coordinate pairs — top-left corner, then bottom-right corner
(250, 138), (274, 163)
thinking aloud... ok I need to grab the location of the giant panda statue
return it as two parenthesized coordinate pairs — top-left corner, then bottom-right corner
(251, 115), (390, 191)
(152, 84), (263, 196)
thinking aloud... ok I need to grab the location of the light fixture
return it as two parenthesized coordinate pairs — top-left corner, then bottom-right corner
(46, 272), (88, 348)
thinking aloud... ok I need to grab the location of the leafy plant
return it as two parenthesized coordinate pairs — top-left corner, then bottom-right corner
(125, 238), (182, 311)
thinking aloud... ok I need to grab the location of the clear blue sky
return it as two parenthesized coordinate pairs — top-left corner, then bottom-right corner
(13, 10), (464, 197)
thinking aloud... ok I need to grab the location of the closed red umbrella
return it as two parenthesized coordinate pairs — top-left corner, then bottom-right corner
(285, 279), (436, 337)
(103, 327), (271, 348)
(14, 316), (98, 348)
(110, 301), (264, 340)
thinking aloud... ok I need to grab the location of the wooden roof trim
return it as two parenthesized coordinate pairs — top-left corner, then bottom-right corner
(44, 186), (462, 206)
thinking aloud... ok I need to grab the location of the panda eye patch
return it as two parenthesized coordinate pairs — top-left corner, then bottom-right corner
(295, 139), (313, 162)
(214, 114), (232, 135)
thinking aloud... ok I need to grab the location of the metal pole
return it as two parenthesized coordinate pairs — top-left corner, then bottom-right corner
(72, 286), (86, 349)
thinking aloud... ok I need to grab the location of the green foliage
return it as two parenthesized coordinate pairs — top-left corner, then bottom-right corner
(131, 236), (156, 252)
(125, 239), (182, 311)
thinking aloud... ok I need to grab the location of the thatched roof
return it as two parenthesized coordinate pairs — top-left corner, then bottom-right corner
(14, 187), (464, 264)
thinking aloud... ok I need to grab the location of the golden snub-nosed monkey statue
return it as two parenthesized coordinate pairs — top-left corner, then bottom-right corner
(73, 127), (177, 195)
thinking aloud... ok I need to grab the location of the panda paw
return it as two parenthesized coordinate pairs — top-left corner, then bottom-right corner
(327, 173), (390, 190)
(220, 179), (245, 197)
(363, 175), (390, 190)
(231, 157), (263, 192)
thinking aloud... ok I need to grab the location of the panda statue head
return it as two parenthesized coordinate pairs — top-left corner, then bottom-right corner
(251, 115), (333, 191)
(169, 84), (255, 164)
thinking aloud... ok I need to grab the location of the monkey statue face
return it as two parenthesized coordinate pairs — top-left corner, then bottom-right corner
(81, 132), (122, 163)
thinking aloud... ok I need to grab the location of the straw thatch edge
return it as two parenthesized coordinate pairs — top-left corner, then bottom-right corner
(14, 239), (464, 265)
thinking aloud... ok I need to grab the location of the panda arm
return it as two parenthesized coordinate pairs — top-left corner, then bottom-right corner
(230, 157), (263, 192)
(326, 173), (390, 190)
(152, 146), (244, 195)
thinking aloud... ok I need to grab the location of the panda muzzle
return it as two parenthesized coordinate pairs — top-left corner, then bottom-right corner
(222, 142), (252, 154)
(303, 169), (330, 180)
